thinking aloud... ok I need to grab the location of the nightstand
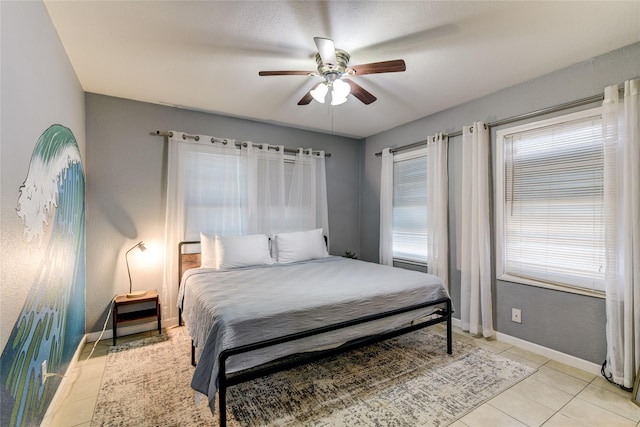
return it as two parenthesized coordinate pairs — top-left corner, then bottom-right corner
(112, 290), (161, 345)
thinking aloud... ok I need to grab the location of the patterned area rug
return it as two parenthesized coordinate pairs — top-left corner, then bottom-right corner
(91, 326), (535, 426)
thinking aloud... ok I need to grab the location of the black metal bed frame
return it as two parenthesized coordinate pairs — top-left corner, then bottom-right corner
(178, 241), (452, 427)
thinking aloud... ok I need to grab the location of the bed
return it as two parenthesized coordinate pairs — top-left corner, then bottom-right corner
(177, 230), (452, 426)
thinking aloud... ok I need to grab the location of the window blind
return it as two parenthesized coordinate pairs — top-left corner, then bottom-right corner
(502, 113), (605, 292)
(392, 152), (428, 263)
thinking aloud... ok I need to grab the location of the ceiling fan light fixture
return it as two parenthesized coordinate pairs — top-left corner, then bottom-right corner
(331, 95), (348, 106)
(310, 82), (328, 103)
(329, 79), (350, 105)
(332, 79), (350, 98)
(259, 37), (406, 107)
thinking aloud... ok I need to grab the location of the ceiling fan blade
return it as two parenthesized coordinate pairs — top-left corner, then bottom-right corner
(297, 82), (322, 105)
(314, 37), (337, 65)
(349, 59), (406, 75)
(344, 79), (377, 105)
(259, 70), (312, 76)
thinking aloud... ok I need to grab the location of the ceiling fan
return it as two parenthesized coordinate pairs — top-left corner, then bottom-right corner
(259, 37), (406, 106)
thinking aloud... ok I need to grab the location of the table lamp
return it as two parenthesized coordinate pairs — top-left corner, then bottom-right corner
(125, 241), (147, 298)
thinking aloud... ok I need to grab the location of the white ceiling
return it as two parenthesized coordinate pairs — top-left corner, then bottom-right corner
(44, 1), (640, 139)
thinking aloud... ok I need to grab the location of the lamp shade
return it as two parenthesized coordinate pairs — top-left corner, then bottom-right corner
(331, 79), (350, 105)
(310, 83), (328, 103)
(331, 95), (348, 106)
(332, 79), (350, 98)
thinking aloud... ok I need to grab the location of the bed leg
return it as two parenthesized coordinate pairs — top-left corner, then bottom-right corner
(191, 340), (196, 366)
(446, 299), (452, 355)
(219, 374), (227, 427)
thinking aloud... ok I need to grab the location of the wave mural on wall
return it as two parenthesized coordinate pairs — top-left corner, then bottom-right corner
(0, 125), (85, 427)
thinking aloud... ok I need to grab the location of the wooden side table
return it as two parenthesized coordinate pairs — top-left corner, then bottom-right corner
(112, 290), (161, 345)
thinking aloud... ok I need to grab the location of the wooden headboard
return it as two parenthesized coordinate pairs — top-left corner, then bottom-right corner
(178, 240), (201, 283)
(178, 241), (201, 327)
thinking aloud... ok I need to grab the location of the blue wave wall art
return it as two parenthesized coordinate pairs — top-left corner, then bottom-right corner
(0, 125), (85, 426)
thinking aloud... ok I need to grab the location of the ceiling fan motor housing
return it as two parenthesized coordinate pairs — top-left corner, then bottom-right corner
(315, 49), (350, 82)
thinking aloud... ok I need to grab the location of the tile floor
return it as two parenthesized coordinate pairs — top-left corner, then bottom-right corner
(42, 325), (640, 427)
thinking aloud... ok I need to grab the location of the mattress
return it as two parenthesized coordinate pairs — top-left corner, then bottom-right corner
(178, 256), (450, 413)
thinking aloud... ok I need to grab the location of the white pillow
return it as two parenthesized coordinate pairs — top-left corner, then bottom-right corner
(215, 234), (274, 269)
(200, 232), (218, 268)
(274, 228), (328, 263)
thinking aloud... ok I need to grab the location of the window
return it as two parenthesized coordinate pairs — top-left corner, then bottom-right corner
(496, 107), (605, 294)
(183, 146), (247, 236)
(180, 145), (300, 239)
(392, 148), (428, 263)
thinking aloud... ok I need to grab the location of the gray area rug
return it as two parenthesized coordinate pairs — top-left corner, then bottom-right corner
(91, 326), (535, 426)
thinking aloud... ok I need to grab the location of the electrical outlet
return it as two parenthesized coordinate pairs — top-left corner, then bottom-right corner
(41, 360), (47, 385)
(512, 308), (522, 324)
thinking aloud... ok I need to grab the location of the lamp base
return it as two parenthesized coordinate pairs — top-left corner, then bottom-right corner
(126, 290), (147, 298)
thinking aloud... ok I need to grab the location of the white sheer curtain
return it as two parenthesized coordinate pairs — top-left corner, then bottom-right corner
(603, 79), (640, 389)
(460, 122), (494, 337)
(246, 143), (286, 235)
(163, 133), (330, 323)
(286, 148), (329, 235)
(163, 132), (245, 322)
(379, 148), (394, 265)
(426, 133), (449, 286)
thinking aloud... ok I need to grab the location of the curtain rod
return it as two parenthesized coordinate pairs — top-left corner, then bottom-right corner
(153, 130), (331, 157)
(374, 91), (618, 157)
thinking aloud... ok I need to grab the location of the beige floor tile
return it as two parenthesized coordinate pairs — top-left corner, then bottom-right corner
(489, 388), (556, 426)
(459, 404), (527, 427)
(46, 395), (97, 427)
(75, 353), (107, 372)
(452, 332), (475, 343)
(70, 359), (106, 383)
(63, 375), (103, 403)
(532, 366), (589, 396)
(590, 375), (635, 398)
(501, 351), (546, 369)
(456, 330), (478, 339)
(79, 342), (110, 359)
(544, 359), (596, 383)
(482, 337), (513, 350)
(578, 383), (640, 422)
(542, 411), (588, 427)
(449, 420), (470, 427)
(506, 346), (551, 366)
(556, 397), (636, 426)
(471, 338), (511, 354)
(510, 376), (573, 411)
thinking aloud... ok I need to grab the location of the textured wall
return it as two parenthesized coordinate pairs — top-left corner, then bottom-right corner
(0, 2), (86, 425)
(360, 42), (640, 363)
(84, 94), (362, 332)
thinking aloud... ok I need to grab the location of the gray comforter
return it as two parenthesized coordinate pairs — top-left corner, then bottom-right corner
(177, 256), (449, 414)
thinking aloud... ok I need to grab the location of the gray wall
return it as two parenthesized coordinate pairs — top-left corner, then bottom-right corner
(85, 94), (362, 332)
(360, 42), (640, 364)
(1, 1), (86, 350)
(1, 1), (86, 423)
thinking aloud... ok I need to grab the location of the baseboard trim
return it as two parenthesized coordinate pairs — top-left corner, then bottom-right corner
(494, 331), (601, 375)
(451, 318), (601, 376)
(41, 333), (87, 426)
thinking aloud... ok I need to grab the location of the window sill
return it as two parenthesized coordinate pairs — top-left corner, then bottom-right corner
(497, 273), (605, 299)
(393, 258), (428, 268)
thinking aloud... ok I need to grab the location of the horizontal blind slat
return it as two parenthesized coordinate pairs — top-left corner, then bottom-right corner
(501, 113), (605, 292)
(392, 153), (428, 263)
